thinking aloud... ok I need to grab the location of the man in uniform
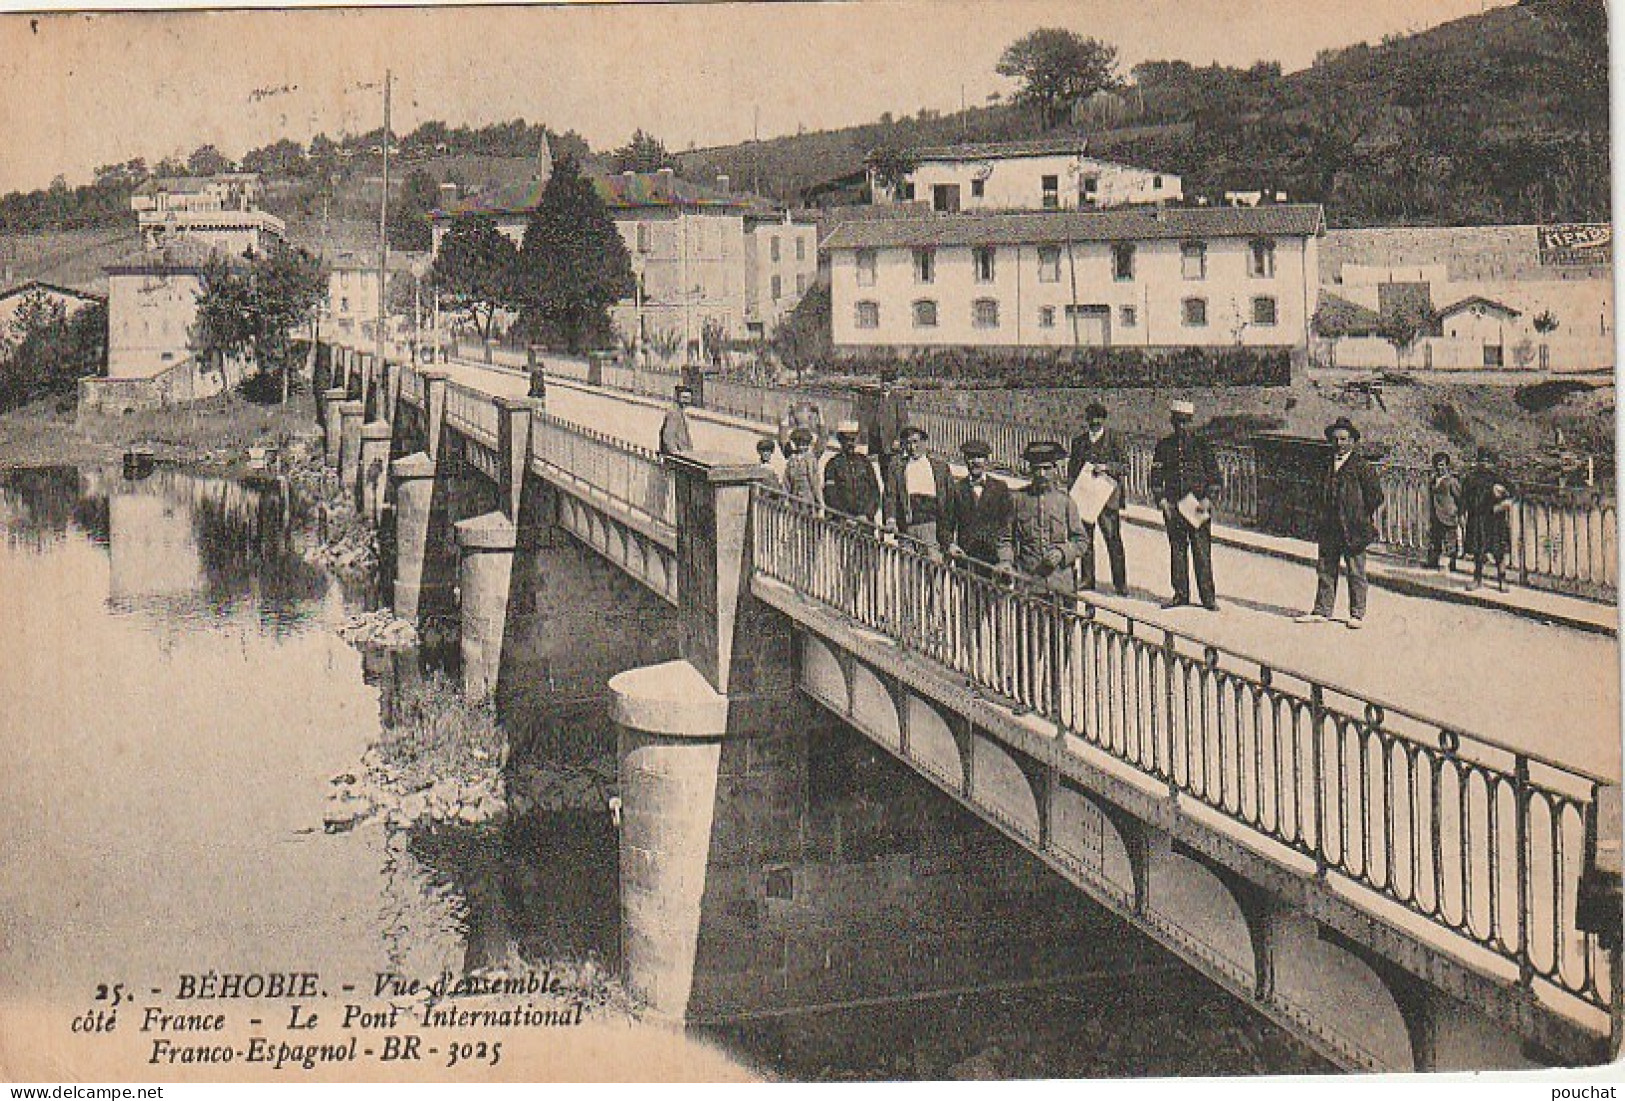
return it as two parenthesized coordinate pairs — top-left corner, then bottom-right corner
(1150, 399), (1222, 611)
(1008, 440), (1087, 714)
(1067, 401), (1130, 595)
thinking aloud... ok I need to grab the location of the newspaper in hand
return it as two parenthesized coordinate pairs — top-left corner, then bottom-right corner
(1178, 492), (1213, 529)
(1069, 464), (1118, 525)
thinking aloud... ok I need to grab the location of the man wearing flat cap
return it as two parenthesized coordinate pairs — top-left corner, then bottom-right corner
(823, 420), (881, 522)
(944, 439), (1014, 573)
(884, 424), (952, 554)
(1150, 399), (1222, 610)
(1296, 417), (1384, 628)
(659, 384), (695, 456)
(1011, 440), (1087, 595)
(1067, 401), (1130, 595)
(783, 427), (823, 507)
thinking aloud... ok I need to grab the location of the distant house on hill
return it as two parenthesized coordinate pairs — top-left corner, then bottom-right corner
(0, 280), (105, 335)
(130, 173), (284, 257)
(870, 136), (1182, 213)
(432, 164), (818, 350)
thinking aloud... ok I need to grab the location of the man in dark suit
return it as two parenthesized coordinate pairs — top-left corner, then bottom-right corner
(863, 368), (909, 472)
(1150, 400), (1222, 610)
(1067, 401), (1130, 595)
(944, 439), (1014, 573)
(884, 425), (952, 555)
(1295, 417), (1386, 629)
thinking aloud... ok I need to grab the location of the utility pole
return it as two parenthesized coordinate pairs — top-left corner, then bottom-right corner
(375, 68), (391, 399)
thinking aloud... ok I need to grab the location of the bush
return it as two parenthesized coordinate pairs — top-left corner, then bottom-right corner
(1427, 400), (1476, 450)
(1514, 378), (1594, 413)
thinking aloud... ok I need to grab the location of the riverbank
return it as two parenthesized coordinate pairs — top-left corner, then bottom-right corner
(0, 389), (321, 469)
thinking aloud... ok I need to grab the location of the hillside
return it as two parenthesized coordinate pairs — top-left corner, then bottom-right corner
(0, 228), (141, 294)
(677, 0), (1609, 227)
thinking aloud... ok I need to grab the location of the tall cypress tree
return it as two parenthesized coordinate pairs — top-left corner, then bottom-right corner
(513, 154), (634, 354)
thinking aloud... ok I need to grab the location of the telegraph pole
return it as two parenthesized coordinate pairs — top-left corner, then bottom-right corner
(375, 69), (391, 405)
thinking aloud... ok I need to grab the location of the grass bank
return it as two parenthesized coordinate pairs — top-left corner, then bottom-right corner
(0, 389), (322, 469)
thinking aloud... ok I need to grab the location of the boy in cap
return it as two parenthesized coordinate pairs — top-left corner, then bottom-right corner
(1426, 451), (1462, 572)
(944, 439), (1014, 573)
(822, 419), (881, 522)
(884, 424), (952, 554)
(1067, 401), (1130, 595)
(1150, 399), (1222, 610)
(783, 428), (823, 507)
(659, 384), (695, 456)
(756, 437), (785, 492)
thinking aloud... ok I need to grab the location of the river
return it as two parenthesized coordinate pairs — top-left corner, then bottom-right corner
(0, 465), (1324, 1081)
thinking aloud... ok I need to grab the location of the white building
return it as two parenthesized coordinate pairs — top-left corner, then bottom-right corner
(130, 173), (285, 258)
(872, 137), (1182, 213)
(824, 205), (1324, 354)
(432, 167), (817, 355)
(1315, 225), (1614, 372)
(324, 250), (432, 344)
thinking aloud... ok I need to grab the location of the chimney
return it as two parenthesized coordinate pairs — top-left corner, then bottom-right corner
(715, 173), (730, 194)
(657, 167), (675, 198)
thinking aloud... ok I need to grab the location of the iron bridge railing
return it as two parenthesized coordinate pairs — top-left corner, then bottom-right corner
(751, 487), (1614, 1016)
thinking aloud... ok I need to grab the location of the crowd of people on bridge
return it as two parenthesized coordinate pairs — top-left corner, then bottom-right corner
(656, 372), (1524, 628)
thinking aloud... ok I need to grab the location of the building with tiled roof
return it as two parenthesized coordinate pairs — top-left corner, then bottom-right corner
(431, 165), (817, 354)
(872, 136), (1182, 213)
(129, 173), (282, 257)
(826, 205), (1324, 355)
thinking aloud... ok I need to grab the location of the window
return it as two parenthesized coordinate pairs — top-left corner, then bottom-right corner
(1250, 238), (1277, 278)
(340, 297), (349, 313)
(770, 236), (781, 262)
(1119, 305), (1137, 328)
(912, 300), (939, 328)
(1038, 306), (1056, 329)
(1181, 241), (1207, 280)
(971, 178), (985, 198)
(1252, 296), (1278, 326)
(1042, 174), (1059, 209)
(972, 298), (1000, 329)
(1080, 176), (1099, 207)
(913, 248), (936, 284)
(855, 249), (877, 286)
(855, 301), (880, 329)
(636, 222), (652, 254)
(973, 246), (996, 283)
(1038, 246), (1061, 283)
(771, 274), (782, 299)
(1153, 175), (1163, 189)
(1112, 243), (1135, 281)
(796, 237), (806, 261)
(1183, 297), (1208, 327)
(796, 272), (806, 295)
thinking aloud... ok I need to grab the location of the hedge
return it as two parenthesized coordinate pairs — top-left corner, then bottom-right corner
(829, 345), (1294, 389)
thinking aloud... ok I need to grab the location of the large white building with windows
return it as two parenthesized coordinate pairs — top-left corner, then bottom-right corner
(871, 137), (1182, 213)
(823, 205), (1325, 354)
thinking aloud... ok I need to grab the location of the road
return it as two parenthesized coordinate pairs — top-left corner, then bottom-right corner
(439, 358), (1620, 779)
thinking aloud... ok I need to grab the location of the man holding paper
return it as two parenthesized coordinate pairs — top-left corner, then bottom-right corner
(1067, 402), (1129, 595)
(1150, 400), (1222, 611)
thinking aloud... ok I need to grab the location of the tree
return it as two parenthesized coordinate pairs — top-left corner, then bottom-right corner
(430, 215), (519, 345)
(191, 243), (325, 402)
(241, 138), (308, 178)
(187, 144), (234, 176)
(770, 282), (831, 381)
(511, 155), (634, 355)
(387, 169), (439, 252)
(0, 294), (107, 411)
(1376, 299), (1433, 370)
(864, 146), (917, 200)
(610, 129), (671, 174)
(996, 28), (1119, 129)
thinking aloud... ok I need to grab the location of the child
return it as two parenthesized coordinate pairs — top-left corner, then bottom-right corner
(1427, 451), (1462, 571)
(783, 428), (823, 508)
(1463, 448), (1514, 592)
(755, 437), (785, 492)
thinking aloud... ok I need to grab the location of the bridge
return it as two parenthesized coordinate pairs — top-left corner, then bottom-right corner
(316, 338), (1620, 1073)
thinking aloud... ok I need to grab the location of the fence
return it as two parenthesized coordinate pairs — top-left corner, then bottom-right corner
(444, 380), (500, 448)
(752, 489), (1614, 1015)
(529, 411), (677, 531)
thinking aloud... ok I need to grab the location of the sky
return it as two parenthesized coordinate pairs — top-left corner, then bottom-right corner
(0, 0), (1519, 195)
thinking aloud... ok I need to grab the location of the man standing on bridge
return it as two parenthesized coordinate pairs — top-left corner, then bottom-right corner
(658, 385), (695, 456)
(1295, 416), (1384, 629)
(1067, 401), (1130, 596)
(1150, 400), (1222, 611)
(1009, 440), (1087, 713)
